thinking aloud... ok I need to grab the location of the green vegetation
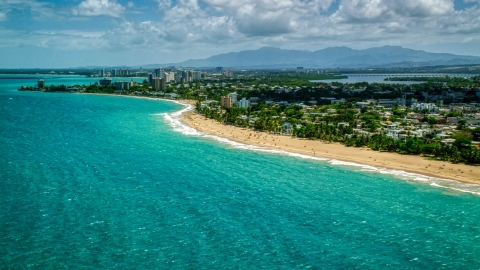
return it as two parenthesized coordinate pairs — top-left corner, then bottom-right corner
(196, 100), (480, 165)
(17, 71), (480, 165)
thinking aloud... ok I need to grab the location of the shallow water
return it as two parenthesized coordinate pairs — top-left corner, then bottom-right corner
(1, 76), (480, 268)
(310, 73), (476, 84)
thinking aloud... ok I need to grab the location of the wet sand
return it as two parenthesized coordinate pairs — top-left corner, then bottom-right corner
(180, 111), (480, 185)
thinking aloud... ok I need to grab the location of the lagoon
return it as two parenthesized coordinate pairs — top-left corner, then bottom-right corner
(311, 73), (477, 84)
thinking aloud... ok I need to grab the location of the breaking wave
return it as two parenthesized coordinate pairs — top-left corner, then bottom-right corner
(161, 102), (480, 196)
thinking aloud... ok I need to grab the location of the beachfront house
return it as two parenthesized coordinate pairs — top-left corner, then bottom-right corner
(281, 122), (294, 136)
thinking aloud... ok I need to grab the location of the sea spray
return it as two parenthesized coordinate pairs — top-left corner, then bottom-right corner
(163, 103), (480, 196)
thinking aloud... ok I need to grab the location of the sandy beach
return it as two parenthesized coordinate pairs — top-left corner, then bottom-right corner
(180, 111), (480, 185)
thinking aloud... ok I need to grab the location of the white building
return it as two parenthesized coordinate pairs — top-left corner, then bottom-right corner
(164, 71), (175, 83)
(387, 129), (402, 140)
(411, 103), (438, 112)
(237, 97), (250, 108)
(331, 98), (346, 104)
(228, 92), (238, 104)
(193, 71), (202, 80)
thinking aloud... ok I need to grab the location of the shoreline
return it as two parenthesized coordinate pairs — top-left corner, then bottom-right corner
(179, 110), (480, 186)
(26, 91), (480, 188)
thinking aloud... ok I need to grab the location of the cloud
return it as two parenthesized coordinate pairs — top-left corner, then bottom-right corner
(202, 0), (336, 36)
(72, 0), (125, 18)
(2, 0), (480, 66)
(389, 0), (454, 17)
(101, 0), (479, 52)
(155, 0), (172, 10)
(334, 0), (454, 23)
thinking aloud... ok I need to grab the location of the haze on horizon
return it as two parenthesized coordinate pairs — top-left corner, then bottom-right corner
(1, 0), (480, 69)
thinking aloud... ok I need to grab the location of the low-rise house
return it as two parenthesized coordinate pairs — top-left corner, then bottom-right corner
(387, 129), (407, 140)
(355, 102), (371, 109)
(436, 133), (451, 139)
(331, 98), (346, 104)
(249, 117), (259, 126)
(249, 97), (260, 104)
(353, 129), (372, 136)
(327, 109), (337, 113)
(281, 122), (293, 135)
(66, 87), (79, 92)
(442, 139), (456, 144)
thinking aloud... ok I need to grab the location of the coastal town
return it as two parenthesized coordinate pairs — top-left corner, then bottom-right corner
(19, 67), (480, 165)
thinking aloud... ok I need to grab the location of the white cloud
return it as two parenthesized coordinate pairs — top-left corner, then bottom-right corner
(3, 0), (480, 66)
(202, 0), (336, 36)
(334, 0), (454, 23)
(72, 0), (125, 18)
(155, 0), (172, 10)
(389, 0), (453, 17)
(105, 0), (478, 53)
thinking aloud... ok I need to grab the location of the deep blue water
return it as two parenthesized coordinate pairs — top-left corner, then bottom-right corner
(1, 76), (480, 269)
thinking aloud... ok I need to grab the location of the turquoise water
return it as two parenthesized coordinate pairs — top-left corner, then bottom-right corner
(1, 76), (480, 269)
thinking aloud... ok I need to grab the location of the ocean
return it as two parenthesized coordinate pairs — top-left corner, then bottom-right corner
(1, 76), (480, 269)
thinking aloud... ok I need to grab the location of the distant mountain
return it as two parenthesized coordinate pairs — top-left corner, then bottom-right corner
(145, 46), (480, 69)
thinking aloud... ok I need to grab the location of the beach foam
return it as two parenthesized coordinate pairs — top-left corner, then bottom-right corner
(163, 103), (480, 196)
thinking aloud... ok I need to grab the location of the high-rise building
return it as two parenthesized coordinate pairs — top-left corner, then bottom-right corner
(115, 81), (130, 91)
(226, 69), (232, 77)
(182, 71), (193, 82)
(148, 73), (154, 83)
(100, 69), (106, 77)
(99, 78), (112, 86)
(187, 70), (193, 82)
(215, 67), (223, 74)
(221, 96), (233, 108)
(37, 79), (45, 88)
(192, 71), (202, 80)
(237, 97), (250, 108)
(175, 72), (182, 83)
(228, 92), (238, 104)
(111, 69), (117, 76)
(164, 71), (175, 83)
(151, 78), (166, 91)
(154, 68), (163, 78)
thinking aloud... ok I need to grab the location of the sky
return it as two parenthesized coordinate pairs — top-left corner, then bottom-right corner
(0, 0), (480, 68)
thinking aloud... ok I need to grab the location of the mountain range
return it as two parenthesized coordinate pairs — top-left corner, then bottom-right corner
(143, 46), (480, 69)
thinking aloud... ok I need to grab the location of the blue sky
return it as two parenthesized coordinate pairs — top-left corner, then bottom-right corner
(1, 0), (480, 68)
